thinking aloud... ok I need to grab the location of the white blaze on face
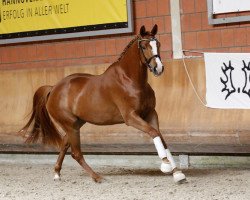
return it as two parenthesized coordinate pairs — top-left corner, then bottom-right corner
(149, 40), (163, 74)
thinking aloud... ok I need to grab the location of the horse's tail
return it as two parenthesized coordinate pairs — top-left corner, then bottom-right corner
(19, 85), (62, 147)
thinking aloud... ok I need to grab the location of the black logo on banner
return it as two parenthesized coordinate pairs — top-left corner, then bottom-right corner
(242, 61), (250, 98)
(220, 60), (250, 100)
(220, 61), (236, 100)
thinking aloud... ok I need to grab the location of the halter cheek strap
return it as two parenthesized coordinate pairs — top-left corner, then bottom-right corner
(144, 54), (162, 72)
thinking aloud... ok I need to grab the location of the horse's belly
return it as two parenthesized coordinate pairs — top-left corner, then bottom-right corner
(86, 113), (124, 125)
(76, 102), (124, 125)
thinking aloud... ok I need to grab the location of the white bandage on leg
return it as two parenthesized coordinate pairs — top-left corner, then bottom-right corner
(165, 149), (177, 169)
(153, 136), (167, 159)
(173, 171), (186, 183)
(160, 162), (173, 173)
(165, 149), (187, 183)
(153, 137), (172, 173)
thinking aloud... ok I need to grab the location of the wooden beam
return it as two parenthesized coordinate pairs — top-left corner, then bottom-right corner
(0, 143), (249, 156)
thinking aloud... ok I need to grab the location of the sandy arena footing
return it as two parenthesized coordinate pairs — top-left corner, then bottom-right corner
(0, 154), (249, 200)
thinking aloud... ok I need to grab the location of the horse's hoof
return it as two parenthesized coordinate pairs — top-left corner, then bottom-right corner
(173, 171), (187, 184)
(53, 173), (61, 181)
(92, 175), (103, 183)
(160, 162), (173, 174)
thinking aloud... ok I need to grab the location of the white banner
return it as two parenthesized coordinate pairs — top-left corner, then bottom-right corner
(204, 53), (250, 109)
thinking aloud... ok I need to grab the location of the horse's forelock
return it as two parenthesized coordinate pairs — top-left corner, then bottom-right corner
(144, 31), (154, 37)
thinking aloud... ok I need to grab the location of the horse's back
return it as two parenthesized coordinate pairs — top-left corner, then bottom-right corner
(48, 73), (95, 101)
(46, 73), (95, 118)
(47, 72), (123, 125)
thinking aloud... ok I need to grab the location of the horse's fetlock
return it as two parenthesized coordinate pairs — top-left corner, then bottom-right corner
(54, 164), (61, 172)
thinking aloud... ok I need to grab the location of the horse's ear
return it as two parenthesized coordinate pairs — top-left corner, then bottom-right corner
(151, 24), (158, 36)
(140, 25), (147, 36)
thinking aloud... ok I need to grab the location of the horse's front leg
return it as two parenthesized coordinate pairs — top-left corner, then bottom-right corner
(144, 110), (186, 183)
(124, 110), (186, 183)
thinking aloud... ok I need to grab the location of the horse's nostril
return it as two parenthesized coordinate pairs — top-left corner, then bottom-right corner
(153, 66), (157, 73)
(162, 66), (165, 73)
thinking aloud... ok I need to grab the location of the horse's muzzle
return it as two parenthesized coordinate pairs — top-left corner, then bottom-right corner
(153, 65), (164, 77)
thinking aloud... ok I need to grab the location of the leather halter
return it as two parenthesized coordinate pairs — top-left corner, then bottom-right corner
(138, 38), (162, 76)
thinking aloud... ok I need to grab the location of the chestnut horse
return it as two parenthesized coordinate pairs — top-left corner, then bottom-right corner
(20, 25), (186, 183)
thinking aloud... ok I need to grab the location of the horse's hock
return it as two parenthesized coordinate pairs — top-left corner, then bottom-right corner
(0, 59), (250, 154)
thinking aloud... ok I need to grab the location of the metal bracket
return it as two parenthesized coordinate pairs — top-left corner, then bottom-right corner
(179, 154), (190, 169)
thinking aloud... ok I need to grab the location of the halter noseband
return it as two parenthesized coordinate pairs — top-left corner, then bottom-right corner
(138, 38), (161, 76)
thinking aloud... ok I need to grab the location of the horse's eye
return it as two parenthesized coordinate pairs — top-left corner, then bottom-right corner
(142, 46), (146, 50)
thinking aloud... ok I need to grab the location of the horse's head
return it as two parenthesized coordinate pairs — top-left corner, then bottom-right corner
(138, 24), (164, 77)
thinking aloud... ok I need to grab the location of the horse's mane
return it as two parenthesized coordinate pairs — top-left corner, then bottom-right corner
(117, 35), (140, 62)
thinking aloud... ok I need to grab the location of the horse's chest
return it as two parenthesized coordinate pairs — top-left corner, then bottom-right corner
(136, 90), (156, 115)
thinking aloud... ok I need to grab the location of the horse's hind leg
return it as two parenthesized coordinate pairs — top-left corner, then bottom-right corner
(67, 127), (103, 183)
(54, 135), (70, 180)
(49, 110), (101, 183)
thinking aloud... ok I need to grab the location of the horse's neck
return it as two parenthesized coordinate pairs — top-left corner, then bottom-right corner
(117, 42), (148, 86)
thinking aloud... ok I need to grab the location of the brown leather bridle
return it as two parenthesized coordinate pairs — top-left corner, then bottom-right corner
(138, 37), (163, 76)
